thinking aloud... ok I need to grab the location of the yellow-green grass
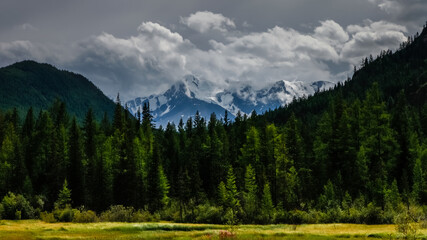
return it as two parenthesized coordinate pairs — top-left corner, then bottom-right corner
(0, 220), (426, 239)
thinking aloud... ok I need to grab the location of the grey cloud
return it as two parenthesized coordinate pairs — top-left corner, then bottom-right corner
(67, 24), (193, 100)
(180, 11), (235, 33)
(0, 40), (47, 66)
(368, 0), (427, 30)
(341, 20), (407, 64)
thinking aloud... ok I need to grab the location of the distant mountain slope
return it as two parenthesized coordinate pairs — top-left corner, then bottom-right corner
(0, 60), (116, 121)
(126, 74), (334, 126)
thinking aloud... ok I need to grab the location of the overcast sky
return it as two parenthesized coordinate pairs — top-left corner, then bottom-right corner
(0, 0), (426, 100)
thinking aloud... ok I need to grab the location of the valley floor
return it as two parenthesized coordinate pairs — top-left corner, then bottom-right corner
(0, 220), (425, 239)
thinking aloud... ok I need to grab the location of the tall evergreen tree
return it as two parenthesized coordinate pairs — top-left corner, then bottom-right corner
(67, 117), (85, 206)
(243, 164), (258, 223)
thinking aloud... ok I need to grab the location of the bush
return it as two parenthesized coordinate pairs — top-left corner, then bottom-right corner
(194, 203), (223, 224)
(0, 192), (35, 219)
(132, 209), (158, 222)
(394, 204), (424, 238)
(73, 210), (98, 223)
(53, 207), (75, 222)
(100, 205), (134, 222)
(274, 208), (289, 223)
(40, 211), (56, 223)
(159, 201), (180, 221)
(361, 202), (383, 224)
(305, 209), (327, 224)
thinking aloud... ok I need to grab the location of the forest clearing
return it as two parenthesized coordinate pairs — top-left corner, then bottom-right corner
(0, 220), (425, 239)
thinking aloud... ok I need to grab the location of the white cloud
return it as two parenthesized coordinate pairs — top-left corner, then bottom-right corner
(341, 20), (407, 64)
(314, 20), (349, 47)
(180, 11), (235, 33)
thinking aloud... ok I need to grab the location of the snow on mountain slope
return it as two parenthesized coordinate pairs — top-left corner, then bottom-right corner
(126, 76), (335, 127)
(215, 80), (335, 115)
(126, 75), (232, 127)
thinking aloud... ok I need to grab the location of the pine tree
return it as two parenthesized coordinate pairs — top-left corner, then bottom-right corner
(55, 179), (72, 209)
(67, 117), (85, 206)
(217, 181), (227, 206)
(142, 102), (153, 130)
(412, 158), (424, 203)
(284, 113), (304, 169)
(359, 83), (399, 204)
(83, 108), (97, 207)
(274, 132), (298, 209)
(0, 126), (14, 196)
(261, 183), (274, 223)
(240, 126), (261, 191)
(243, 164), (258, 223)
(384, 179), (401, 211)
(224, 166), (240, 224)
(113, 93), (123, 131)
(147, 143), (168, 212)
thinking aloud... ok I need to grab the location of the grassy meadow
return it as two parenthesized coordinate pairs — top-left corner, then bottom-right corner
(0, 220), (426, 239)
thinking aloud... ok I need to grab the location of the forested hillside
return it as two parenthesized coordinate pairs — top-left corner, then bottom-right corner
(0, 25), (425, 224)
(0, 61), (116, 121)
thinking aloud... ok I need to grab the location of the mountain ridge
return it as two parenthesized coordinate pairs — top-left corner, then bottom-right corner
(126, 76), (335, 126)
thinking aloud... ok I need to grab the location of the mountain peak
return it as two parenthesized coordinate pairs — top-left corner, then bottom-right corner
(184, 75), (199, 88)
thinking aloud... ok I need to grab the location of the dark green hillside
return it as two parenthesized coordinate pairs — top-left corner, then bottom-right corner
(263, 26), (427, 127)
(0, 60), (115, 121)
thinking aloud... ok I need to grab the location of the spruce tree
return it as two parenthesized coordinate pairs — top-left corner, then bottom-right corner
(67, 117), (85, 206)
(55, 179), (72, 209)
(243, 164), (258, 223)
(261, 183), (274, 223)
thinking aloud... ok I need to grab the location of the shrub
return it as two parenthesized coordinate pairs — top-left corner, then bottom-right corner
(194, 203), (223, 224)
(0, 192), (35, 219)
(131, 209), (158, 222)
(40, 211), (56, 223)
(360, 202), (383, 224)
(274, 208), (289, 224)
(159, 201), (180, 221)
(73, 210), (98, 223)
(287, 210), (307, 224)
(53, 207), (75, 222)
(305, 209), (327, 224)
(100, 205), (134, 222)
(394, 204), (424, 238)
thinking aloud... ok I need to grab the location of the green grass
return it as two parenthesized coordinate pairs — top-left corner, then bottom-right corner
(0, 220), (426, 239)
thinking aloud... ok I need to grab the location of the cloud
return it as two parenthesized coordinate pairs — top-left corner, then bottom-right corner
(180, 11), (235, 33)
(0, 12), (410, 101)
(0, 40), (46, 66)
(314, 20), (349, 47)
(20, 23), (37, 31)
(341, 20), (407, 64)
(368, 0), (427, 24)
(67, 22), (194, 100)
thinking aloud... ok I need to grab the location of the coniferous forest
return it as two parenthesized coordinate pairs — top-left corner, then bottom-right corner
(0, 25), (426, 225)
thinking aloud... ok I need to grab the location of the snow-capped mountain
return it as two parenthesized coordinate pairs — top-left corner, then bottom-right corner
(126, 75), (232, 127)
(126, 75), (335, 127)
(215, 80), (335, 116)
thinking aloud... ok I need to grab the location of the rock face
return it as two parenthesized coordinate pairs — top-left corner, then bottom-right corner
(126, 75), (335, 127)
